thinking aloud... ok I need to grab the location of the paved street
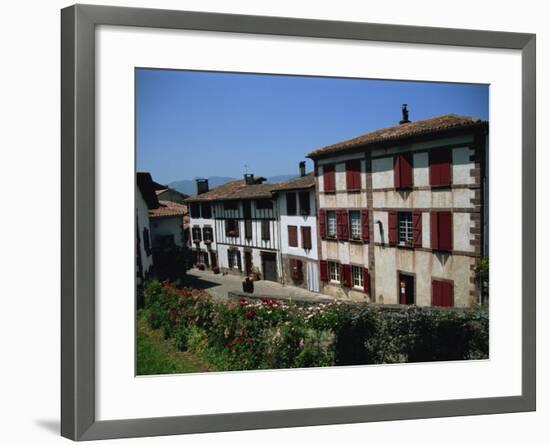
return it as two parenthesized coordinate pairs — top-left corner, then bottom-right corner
(181, 268), (334, 303)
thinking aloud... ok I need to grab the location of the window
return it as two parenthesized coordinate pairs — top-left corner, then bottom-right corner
(143, 227), (151, 255)
(431, 211), (453, 251)
(202, 226), (213, 242)
(225, 219), (239, 237)
(201, 203), (212, 219)
(349, 211), (361, 240)
(429, 149), (452, 187)
(327, 211), (337, 238)
(192, 226), (202, 242)
(394, 153), (413, 189)
(352, 266), (363, 288)
(301, 226), (312, 250)
(256, 198), (273, 210)
(227, 249), (241, 270)
(261, 220), (270, 241)
(432, 279), (453, 307)
(224, 200), (238, 211)
(299, 191), (310, 215)
(328, 261), (340, 282)
(346, 159), (361, 190)
(288, 225), (298, 247)
(290, 259), (303, 281)
(398, 212), (413, 246)
(323, 164), (336, 192)
(286, 192), (297, 215)
(244, 219), (252, 239)
(190, 202), (201, 218)
(243, 200), (252, 219)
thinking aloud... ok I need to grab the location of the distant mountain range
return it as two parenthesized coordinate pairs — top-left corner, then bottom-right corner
(167, 174), (297, 196)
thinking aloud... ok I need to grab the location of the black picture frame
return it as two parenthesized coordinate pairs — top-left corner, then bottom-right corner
(61, 4), (536, 441)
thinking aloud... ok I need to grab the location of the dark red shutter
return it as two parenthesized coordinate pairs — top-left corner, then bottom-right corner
(439, 211), (453, 251)
(341, 210), (349, 239)
(320, 260), (328, 282)
(363, 268), (370, 294)
(346, 160), (361, 190)
(429, 149), (451, 187)
(432, 279), (453, 307)
(430, 211), (439, 250)
(394, 155), (401, 189)
(394, 154), (413, 189)
(319, 209), (326, 239)
(400, 154), (413, 188)
(412, 210), (422, 247)
(324, 164), (335, 192)
(288, 226), (298, 247)
(341, 264), (351, 288)
(301, 226), (312, 249)
(388, 210), (398, 245)
(361, 209), (370, 242)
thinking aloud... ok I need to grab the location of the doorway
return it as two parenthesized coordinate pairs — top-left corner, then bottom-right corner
(244, 250), (252, 276)
(209, 251), (217, 269)
(398, 273), (415, 305)
(261, 252), (278, 282)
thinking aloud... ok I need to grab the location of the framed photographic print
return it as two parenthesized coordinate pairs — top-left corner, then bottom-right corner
(61, 4), (536, 441)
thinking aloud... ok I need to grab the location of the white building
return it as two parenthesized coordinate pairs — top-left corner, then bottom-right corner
(308, 110), (488, 307)
(276, 167), (320, 292)
(136, 172), (159, 285)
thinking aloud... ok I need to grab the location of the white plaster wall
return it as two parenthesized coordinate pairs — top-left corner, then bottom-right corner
(452, 146), (474, 185)
(372, 157), (393, 189)
(373, 246), (475, 307)
(453, 212), (473, 252)
(136, 188), (153, 275)
(189, 216), (217, 251)
(373, 210), (388, 244)
(422, 212), (431, 249)
(280, 215), (318, 259)
(413, 151), (429, 186)
(150, 216), (184, 247)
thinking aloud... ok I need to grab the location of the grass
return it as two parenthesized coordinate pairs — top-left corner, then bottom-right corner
(136, 315), (211, 375)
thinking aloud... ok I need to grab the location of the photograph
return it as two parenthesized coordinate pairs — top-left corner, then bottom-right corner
(135, 69), (489, 375)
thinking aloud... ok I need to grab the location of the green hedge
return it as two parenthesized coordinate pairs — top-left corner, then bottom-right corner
(142, 280), (488, 371)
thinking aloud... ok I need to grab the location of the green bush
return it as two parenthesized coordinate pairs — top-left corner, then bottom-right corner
(141, 279), (489, 372)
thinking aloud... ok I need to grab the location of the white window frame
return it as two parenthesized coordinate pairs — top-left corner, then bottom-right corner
(329, 261), (340, 283)
(398, 211), (413, 246)
(352, 265), (363, 289)
(349, 210), (361, 240)
(327, 210), (337, 238)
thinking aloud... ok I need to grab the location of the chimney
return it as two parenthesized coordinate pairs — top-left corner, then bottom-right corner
(399, 104), (411, 124)
(195, 178), (209, 195)
(244, 173), (255, 185)
(299, 161), (306, 177)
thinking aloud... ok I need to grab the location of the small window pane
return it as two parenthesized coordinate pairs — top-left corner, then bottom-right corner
(352, 266), (363, 288)
(329, 261), (340, 282)
(327, 211), (337, 237)
(398, 212), (413, 245)
(349, 211), (361, 240)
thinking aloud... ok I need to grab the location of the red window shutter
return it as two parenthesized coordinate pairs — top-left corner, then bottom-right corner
(320, 260), (328, 282)
(346, 160), (361, 190)
(430, 211), (439, 250)
(324, 164), (335, 192)
(341, 210), (349, 240)
(432, 279), (453, 307)
(412, 210), (422, 247)
(438, 211), (453, 251)
(393, 155), (401, 189)
(318, 209), (326, 239)
(400, 154), (413, 188)
(388, 210), (398, 245)
(341, 264), (351, 288)
(429, 149), (452, 187)
(363, 268), (370, 294)
(301, 226), (312, 250)
(394, 154), (413, 189)
(288, 226), (298, 247)
(361, 209), (370, 242)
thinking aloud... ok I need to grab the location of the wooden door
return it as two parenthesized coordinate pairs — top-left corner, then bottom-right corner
(244, 251), (252, 276)
(398, 273), (415, 305)
(261, 252), (277, 282)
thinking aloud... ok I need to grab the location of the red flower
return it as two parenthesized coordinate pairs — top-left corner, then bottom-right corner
(244, 310), (255, 319)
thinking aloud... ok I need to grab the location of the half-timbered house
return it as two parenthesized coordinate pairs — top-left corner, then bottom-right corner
(308, 108), (488, 307)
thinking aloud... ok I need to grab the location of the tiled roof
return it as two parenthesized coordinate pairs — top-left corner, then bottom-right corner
(149, 200), (188, 218)
(274, 172), (315, 191)
(307, 114), (487, 158)
(186, 179), (280, 202)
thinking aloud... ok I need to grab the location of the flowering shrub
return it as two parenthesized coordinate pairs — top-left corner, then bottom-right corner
(142, 280), (488, 372)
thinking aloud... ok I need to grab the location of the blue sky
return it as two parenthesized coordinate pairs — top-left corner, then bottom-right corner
(136, 69), (488, 185)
